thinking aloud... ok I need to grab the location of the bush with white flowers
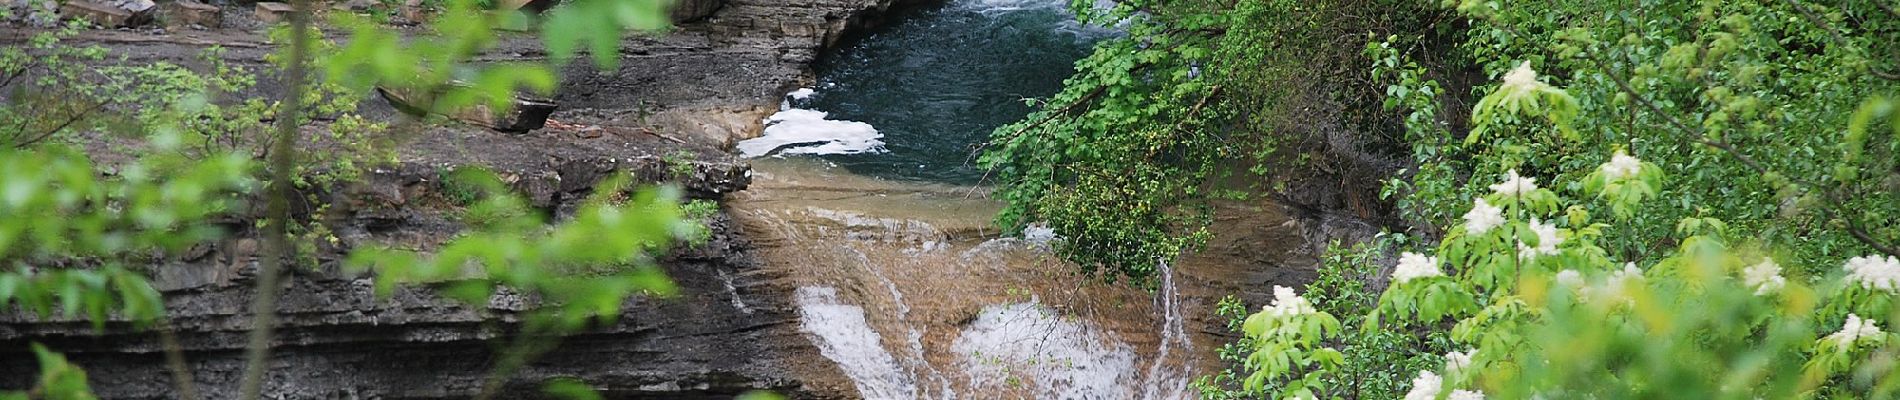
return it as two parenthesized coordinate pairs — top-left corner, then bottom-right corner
(1235, 62), (1900, 399)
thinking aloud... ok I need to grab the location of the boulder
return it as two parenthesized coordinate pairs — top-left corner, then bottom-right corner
(58, 0), (137, 27)
(376, 83), (559, 134)
(160, 0), (219, 28)
(252, 1), (292, 23)
(6, 0), (60, 27)
(397, 0), (429, 22)
(329, 0), (375, 13)
(669, 0), (722, 22)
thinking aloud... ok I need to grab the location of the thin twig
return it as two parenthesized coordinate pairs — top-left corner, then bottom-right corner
(237, 0), (313, 396)
(1580, 52), (1900, 258)
(1779, 0), (1899, 80)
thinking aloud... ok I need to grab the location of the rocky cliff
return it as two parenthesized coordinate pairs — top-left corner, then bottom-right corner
(0, 0), (933, 396)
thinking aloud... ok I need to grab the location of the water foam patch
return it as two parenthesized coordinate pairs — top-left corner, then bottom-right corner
(952, 302), (1139, 399)
(737, 109), (886, 158)
(796, 286), (918, 399)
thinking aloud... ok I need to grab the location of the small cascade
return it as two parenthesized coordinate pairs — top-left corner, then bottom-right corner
(738, 158), (1207, 399)
(951, 301), (1140, 399)
(796, 286), (919, 399)
(1140, 261), (1195, 399)
(723, 0), (1219, 395)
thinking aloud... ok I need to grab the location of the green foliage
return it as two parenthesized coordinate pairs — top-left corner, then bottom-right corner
(981, 0), (1451, 282)
(678, 199), (720, 245)
(1380, 0), (1900, 272)
(349, 170), (684, 332)
(0, 344), (98, 400)
(1225, 55), (1900, 399)
(541, 378), (603, 400)
(0, 24), (113, 149)
(664, 150), (698, 181)
(322, 0), (672, 117)
(1197, 240), (1443, 399)
(2, 0), (688, 398)
(0, 142), (254, 328)
(978, 15), (1220, 282)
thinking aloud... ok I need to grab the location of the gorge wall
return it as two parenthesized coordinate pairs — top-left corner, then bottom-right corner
(0, 0), (936, 397)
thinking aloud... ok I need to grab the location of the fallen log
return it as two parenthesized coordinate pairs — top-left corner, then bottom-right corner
(375, 83), (559, 134)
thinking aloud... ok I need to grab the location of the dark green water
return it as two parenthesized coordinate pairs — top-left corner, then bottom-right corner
(791, 0), (1105, 183)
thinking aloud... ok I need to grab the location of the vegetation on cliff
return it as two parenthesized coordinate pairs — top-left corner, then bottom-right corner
(0, 0), (717, 399)
(980, 0), (1900, 397)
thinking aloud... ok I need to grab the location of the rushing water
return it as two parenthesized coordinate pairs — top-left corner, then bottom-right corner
(733, 158), (1199, 399)
(727, 0), (1208, 397)
(737, 0), (1107, 183)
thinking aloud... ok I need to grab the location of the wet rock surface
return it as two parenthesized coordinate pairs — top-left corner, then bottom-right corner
(0, 214), (839, 399)
(0, 0), (934, 396)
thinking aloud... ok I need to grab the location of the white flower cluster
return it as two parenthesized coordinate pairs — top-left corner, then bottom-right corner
(1463, 198), (1505, 235)
(1555, 269), (1584, 288)
(1403, 371), (1442, 400)
(1844, 255), (1900, 292)
(1499, 61), (1546, 99)
(1515, 218), (1563, 260)
(1742, 258), (1786, 295)
(1444, 349), (1475, 375)
(1599, 150), (1643, 180)
(1264, 285), (1316, 317)
(1489, 169), (1539, 196)
(1393, 252), (1444, 284)
(1825, 313), (1883, 350)
(1404, 370), (1485, 400)
(1577, 263), (1646, 304)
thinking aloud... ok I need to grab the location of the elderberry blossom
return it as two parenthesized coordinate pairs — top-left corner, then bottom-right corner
(1403, 370), (1442, 400)
(1555, 269), (1585, 288)
(1593, 263), (1645, 303)
(1499, 61), (1546, 99)
(1444, 349), (1475, 375)
(1844, 255), (1900, 292)
(1392, 252), (1443, 284)
(1825, 314), (1883, 350)
(1489, 169), (1539, 196)
(1264, 285), (1316, 317)
(1600, 150), (1642, 180)
(1742, 258), (1786, 295)
(1515, 218), (1562, 259)
(1463, 198), (1505, 235)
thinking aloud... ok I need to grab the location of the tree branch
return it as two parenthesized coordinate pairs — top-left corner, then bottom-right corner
(238, 0), (313, 397)
(1581, 52), (1900, 258)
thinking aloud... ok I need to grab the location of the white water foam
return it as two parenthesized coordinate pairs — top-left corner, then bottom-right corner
(952, 302), (1140, 399)
(795, 286), (919, 399)
(1140, 261), (1194, 399)
(737, 108), (887, 158)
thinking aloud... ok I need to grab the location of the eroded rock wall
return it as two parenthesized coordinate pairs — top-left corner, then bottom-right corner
(0, 0), (935, 396)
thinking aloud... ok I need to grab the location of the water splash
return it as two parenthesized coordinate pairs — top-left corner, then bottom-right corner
(952, 302), (1141, 399)
(795, 286), (919, 399)
(1140, 261), (1194, 399)
(735, 108), (886, 158)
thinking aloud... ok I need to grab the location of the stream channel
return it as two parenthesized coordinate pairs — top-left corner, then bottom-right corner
(726, 0), (1287, 397)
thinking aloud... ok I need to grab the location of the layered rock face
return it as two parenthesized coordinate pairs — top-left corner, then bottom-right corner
(0, 0), (931, 397)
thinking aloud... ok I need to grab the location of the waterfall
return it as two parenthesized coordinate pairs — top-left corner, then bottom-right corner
(1140, 261), (1194, 399)
(796, 286), (920, 399)
(726, 0), (1206, 395)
